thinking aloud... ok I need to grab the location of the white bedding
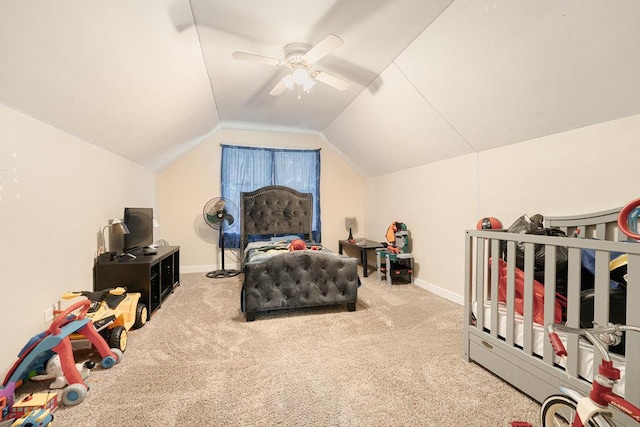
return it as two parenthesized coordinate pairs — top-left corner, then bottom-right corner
(473, 300), (626, 396)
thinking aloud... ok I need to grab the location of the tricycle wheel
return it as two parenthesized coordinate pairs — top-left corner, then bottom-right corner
(108, 326), (127, 352)
(133, 303), (147, 329)
(62, 383), (87, 406)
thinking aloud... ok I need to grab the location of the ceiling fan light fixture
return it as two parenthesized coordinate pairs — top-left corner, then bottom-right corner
(303, 78), (315, 92)
(282, 68), (315, 95)
(282, 74), (295, 90)
(232, 34), (349, 97)
(292, 68), (310, 86)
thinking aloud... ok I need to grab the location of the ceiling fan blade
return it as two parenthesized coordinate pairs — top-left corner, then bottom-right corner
(314, 71), (351, 91)
(269, 79), (287, 96)
(305, 34), (343, 64)
(232, 51), (281, 66)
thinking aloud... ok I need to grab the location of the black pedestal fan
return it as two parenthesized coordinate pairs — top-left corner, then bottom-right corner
(203, 197), (240, 278)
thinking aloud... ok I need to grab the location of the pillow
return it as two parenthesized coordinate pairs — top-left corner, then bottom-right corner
(270, 234), (304, 244)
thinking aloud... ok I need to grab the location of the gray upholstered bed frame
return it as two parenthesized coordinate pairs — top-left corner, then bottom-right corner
(240, 185), (314, 259)
(464, 208), (639, 426)
(240, 185), (359, 321)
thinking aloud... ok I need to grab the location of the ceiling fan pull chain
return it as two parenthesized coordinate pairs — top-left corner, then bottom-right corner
(298, 85), (302, 100)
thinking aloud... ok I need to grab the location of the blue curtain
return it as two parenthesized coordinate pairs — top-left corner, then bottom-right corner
(221, 145), (321, 248)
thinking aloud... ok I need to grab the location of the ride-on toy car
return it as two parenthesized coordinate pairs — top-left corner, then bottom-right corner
(60, 287), (147, 353)
(2, 300), (122, 407)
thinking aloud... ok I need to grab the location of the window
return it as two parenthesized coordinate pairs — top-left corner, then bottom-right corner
(221, 144), (321, 247)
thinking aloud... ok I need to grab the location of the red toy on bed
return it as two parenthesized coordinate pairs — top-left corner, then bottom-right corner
(288, 239), (319, 251)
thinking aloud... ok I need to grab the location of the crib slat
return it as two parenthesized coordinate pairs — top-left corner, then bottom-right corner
(475, 237), (485, 331)
(593, 250), (611, 326)
(625, 253), (640, 406)
(490, 239), (500, 338)
(505, 240), (516, 346)
(592, 250), (610, 377)
(464, 232), (473, 361)
(523, 242), (535, 355)
(543, 244), (557, 365)
(566, 247), (582, 379)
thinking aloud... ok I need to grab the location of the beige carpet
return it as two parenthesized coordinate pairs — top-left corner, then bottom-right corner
(25, 273), (540, 426)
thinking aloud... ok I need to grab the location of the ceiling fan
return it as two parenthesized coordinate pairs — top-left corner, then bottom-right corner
(232, 34), (351, 98)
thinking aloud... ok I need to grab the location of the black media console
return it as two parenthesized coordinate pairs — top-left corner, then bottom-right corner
(93, 246), (180, 320)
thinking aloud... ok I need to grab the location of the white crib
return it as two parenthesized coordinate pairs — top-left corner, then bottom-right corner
(464, 208), (640, 426)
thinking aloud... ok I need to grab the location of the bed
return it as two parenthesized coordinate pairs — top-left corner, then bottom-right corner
(239, 185), (359, 321)
(464, 207), (640, 424)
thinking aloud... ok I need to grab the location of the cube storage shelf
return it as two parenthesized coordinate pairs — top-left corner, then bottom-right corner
(93, 246), (180, 320)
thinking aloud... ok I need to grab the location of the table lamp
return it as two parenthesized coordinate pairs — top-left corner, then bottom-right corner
(99, 218), (130, 255)
(345, 216), (357, 243)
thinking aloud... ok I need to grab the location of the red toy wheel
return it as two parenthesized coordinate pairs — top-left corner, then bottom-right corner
(618, 198), (640, 240)
(47, 300), (91, 336)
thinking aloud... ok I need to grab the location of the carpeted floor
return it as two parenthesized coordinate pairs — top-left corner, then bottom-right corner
(24, 273), (541, 426)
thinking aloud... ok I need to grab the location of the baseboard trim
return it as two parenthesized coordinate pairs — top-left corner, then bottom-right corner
(179, 266), (463, 306)
(181, 265), (213, 274)
(413, 278), (463, 306)
(181, 264), (241, 274)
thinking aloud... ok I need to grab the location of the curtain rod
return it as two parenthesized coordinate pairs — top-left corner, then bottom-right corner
(220, 143), (321, 151)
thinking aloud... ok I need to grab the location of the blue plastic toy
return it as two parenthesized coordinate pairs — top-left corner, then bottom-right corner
(1, 300), (123, 407)
(11, 407), (54, 426)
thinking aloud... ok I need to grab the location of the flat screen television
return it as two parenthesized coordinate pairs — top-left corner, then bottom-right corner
(123, 207), (153, 253)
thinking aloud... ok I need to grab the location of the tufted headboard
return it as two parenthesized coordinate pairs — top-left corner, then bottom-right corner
(239, 185), (313, 253)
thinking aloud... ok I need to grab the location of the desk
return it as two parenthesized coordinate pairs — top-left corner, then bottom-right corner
(338, 239), (383, 277)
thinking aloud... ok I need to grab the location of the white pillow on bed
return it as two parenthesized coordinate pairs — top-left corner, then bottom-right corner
(270, 235), (304, 244)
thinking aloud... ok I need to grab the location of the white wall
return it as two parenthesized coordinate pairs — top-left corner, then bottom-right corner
(158, 129), (365, 272)
(478, 114), (640, 220)
(365, 114), (640, 303)
(365, 153), (478, 302)
(0, 104), (157, 373)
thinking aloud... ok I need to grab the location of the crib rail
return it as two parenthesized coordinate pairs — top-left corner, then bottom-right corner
(464, 229), (640, 409)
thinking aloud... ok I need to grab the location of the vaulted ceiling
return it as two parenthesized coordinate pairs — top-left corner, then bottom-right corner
(1, 1), (639, 177)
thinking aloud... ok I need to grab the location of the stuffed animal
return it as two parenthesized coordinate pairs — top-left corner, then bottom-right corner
(45, 354), (93, 389)
(288, 239), (307, 251)
(288, 239), (319, 251)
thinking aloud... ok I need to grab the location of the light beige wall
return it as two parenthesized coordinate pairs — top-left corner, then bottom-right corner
(158, 129), (365, 272)
(0, 104), (157, 373)
(478, 114), (640, 222)
(365, 114), (640, 303)
(365, 153), (478, 302)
